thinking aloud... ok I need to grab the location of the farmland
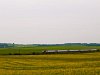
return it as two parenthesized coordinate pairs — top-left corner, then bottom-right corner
(0, 45), (100, 55)
(0, 45), (100, 75)
(0, 52), (100, 75)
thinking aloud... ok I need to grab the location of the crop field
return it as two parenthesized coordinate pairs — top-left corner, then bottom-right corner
(0, 46), (100, 55)
(0, 52), (100, 75)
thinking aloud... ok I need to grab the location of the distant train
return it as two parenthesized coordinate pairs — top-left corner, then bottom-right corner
(42, 49), (99, 54)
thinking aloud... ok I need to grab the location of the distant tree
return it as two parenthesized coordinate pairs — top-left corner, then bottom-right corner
(13, 43), (15, 47)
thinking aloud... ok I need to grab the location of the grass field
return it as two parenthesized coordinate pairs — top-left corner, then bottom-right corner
(0, 52), (100, 75)
(0, 46), (100, 75)
(0, 46), (100, 55)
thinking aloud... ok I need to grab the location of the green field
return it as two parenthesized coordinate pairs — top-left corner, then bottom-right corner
(0, 46), (100, 55)
(0, 52), (100, 75)
(0, 46), (100, 75)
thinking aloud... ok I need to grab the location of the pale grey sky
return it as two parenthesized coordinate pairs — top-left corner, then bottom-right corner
(0, 0), (100, 44)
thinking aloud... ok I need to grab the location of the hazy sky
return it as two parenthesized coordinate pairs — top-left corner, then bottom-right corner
(0, 0), (100, 44)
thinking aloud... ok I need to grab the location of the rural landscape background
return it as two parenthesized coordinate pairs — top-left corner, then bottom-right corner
(0, 0), (100, 75)
(0, 43), (100, 75)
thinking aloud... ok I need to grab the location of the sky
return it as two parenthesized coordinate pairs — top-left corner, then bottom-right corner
(0, 0), (100, 44)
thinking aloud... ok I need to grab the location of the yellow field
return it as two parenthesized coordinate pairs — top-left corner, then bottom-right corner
(0, 52), (100, 75)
